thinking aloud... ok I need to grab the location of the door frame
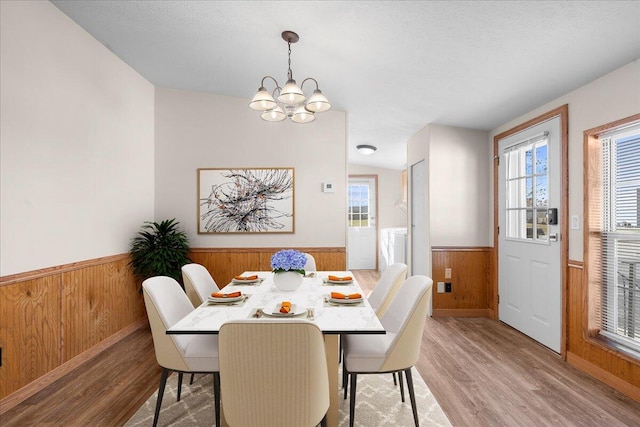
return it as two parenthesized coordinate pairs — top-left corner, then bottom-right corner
(492, 104), (569, 358)
(347, 174), (379, 270)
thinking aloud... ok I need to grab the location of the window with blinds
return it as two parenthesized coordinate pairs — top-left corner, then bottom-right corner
(599, 122), (640, 350)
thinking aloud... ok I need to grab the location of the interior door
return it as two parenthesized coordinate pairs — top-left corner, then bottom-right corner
(347, 176), (377, 269)
(411, 160), (427, 276)
(498, 116), (562, 353)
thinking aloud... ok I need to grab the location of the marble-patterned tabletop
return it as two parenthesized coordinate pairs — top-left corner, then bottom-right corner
(167, 271), (385, 335)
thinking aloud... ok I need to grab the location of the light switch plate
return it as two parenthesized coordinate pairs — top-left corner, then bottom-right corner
(571, 215), (580, 230)
(322, 182), (335, 193)
(444, 268), (452, 279)
(437, 282), (445, 293)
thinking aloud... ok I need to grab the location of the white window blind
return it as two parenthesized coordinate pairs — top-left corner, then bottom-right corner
(600, 123), (640, 350)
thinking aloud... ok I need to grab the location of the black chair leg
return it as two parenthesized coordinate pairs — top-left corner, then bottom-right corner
(393, 372), (397, 385)
(405, 368), (419, 427)
(213, 372), (221, 427)
(190, 373), (195, 384)
(349, 373), (358, 427)
(343, 366), (349, 399)
(152, 368), (169, 427)
(177, 372), (183, 401)
(398, 369), (405, 402)
(320, 413), (328, 427)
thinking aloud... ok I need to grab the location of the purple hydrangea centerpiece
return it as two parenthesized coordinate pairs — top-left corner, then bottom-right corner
(270, 249), (307, 275)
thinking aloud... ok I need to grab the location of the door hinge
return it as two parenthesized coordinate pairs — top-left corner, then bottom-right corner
(494, 155), (500, 166)
(497, 226), (500, 235)
(497, 294), (500, 304)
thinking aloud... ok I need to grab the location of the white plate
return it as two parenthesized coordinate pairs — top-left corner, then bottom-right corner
(231, 277), (261, 284)
(329, 297), (363, 304)
(326, 279), (353, 285)
(207, 295), (244, 303)
(263, 303), (307, 317)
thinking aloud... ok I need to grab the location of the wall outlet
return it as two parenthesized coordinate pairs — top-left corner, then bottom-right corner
(445, 282), (452, 293)
(437, 282), (445, 293)
(444, 268), (452, 279)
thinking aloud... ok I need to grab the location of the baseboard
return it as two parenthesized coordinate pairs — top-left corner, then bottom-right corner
(432, 309), (490, 318)
(567, 351), (640, 403)
(0, 318), (148, 415)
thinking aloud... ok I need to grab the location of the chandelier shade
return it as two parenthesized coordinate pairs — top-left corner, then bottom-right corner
(249, 87), (277, 111)
(250, 31), (331, 124)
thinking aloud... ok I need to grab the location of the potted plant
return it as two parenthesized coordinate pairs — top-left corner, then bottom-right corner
(270, 249), (307, 291)
(129, 218), (191, 288)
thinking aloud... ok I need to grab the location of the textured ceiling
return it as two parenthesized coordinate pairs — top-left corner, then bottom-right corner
(51, 1), (640, 170)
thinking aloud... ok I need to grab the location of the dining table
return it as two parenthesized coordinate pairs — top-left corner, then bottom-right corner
(167, 270), (386, 427)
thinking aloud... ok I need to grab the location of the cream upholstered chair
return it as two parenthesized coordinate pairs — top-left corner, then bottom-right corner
(142, 276), (220, 427)
(303, 252), (317, 272)
(219, 319), (329, 427)
(342, 275), (433, 427)
(367, 262), (408, 317)
(181, 263), (220, 307)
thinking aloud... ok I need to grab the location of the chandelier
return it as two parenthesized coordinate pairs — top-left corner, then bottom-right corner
(249, 31), (331, 124)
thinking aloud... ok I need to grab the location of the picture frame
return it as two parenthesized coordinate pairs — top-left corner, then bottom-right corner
(198, 167), (295, 234)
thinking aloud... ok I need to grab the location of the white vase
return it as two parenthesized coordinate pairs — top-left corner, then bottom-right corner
(273, 271), (304, 291)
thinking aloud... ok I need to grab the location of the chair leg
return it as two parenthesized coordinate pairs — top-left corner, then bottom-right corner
(343, 366), (349, 399)
(398, 369), (405, 402)
(320, 413), (328, 427)
(152, 368), (169, 427)
(190, 373), (195, 384)
(393, 372), (397, 385)
(349, 373), (358, 427)
(213, 372), (221, 427)
(405, 368), (419, 427)
(177, 372), (183, 401)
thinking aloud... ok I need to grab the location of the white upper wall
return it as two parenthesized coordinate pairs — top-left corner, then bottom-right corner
(490, 59), (640, 261)
(429, 125), (491, 246)
(154, 87), (347, 248)
(0, 1), (155, 276)
(347, 164), (407, 230)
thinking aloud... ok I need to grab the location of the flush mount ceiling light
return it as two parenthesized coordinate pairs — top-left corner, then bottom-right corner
(357, 144), (377, 155)
(249, 31), (331, 124)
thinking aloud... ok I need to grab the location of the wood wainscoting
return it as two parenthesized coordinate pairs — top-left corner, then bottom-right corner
(566, 261), (640, 402)
(0, 246), (346, 409)
(0, 255), (145, 402)
(189, 247), (346, 286)
(431, 247), (491, 317)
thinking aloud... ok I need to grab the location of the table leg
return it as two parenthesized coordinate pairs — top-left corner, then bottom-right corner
(324, 335), (339, 427)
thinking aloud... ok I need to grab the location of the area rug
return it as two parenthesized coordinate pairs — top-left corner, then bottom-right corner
(126, 367), (451, 426)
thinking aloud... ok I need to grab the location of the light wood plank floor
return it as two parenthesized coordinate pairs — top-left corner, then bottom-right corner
(2, 270), (639, 426)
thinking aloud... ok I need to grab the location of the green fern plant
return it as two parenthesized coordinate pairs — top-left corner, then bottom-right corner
(129, 218), (191, 287)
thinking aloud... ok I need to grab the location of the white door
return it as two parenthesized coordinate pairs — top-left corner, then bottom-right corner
(498, 116), (562, 353)
(347, 177), (377, 269)
(411, 160), (427, 276)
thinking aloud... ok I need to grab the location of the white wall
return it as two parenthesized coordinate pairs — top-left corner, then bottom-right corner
(490, 60), (640, 261)
(0, 1), (155, 276)
(407, 125), (432, 275)
(154, 87), (347, 248)
(347, 164), (407, 230)
(429, 125), (491, 246)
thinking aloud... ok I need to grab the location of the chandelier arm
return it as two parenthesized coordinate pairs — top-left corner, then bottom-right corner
(300, 77), (320, 92)
(260, 75), (281, 89)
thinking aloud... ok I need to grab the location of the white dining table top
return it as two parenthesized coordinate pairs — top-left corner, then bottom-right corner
(167, 271), (385, 335)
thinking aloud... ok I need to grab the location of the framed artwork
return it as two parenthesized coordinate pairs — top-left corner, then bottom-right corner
(198, 167), (295, 234)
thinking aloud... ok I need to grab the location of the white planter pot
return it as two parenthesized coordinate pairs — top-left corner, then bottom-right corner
(273, 271), (304, 291)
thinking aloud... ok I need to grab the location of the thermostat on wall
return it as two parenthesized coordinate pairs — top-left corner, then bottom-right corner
(322, 182), (335, 193)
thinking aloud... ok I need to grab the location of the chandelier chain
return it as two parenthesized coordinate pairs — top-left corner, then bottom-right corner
(287, 41), (293, 80)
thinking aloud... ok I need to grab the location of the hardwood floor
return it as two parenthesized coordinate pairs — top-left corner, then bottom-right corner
(2, 270), (639, 426)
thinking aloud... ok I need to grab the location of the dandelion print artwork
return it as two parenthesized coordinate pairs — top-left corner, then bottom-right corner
(198, 168), (294, 233)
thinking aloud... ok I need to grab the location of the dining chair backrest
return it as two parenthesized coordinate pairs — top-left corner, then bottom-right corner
(219, 319), (329, 427)
(142, 276), (195, 371)
(182, 263), (220, 307)
(379, 275), (433, 372)
(303, 252), (317, 272)
(367, 263), (408, 317)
